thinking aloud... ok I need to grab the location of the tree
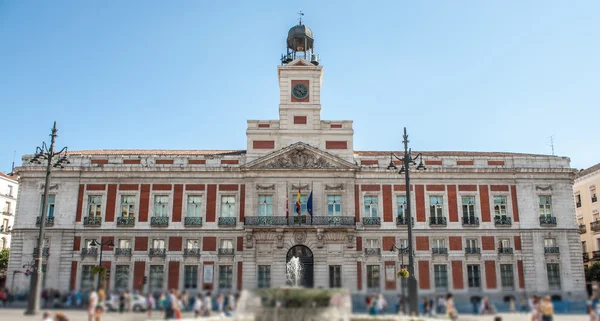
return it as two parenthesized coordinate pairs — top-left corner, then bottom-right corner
(586, 262), (600, 283)
(0, 249), (8, 277)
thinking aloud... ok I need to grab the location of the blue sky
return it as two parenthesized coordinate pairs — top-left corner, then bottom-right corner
(1, 1), (598, 172)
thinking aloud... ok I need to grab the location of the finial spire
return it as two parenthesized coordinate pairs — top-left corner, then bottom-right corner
(297, 10), (304, 25)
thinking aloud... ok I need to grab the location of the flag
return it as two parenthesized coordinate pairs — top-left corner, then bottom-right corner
(307, 191), (313, 217)
(286, 190), (289, 218)
(295, 188), (301, 215)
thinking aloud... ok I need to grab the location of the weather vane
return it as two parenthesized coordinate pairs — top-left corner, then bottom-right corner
(298, 10), (304, 24)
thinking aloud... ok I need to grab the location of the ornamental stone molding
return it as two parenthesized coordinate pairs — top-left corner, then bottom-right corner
(40, 184), (59, 190)
(294, 230), (307, 244)
(256, 184), (275, 190)
(536, 185), (553, 191)
(276, 232), (284, 248)
(256, 148), (338, 169)
(325, 184), (344, 191)
(316, 231), (324, 248)
(291, 184), (310, 190)
(245, 231), (254, 248)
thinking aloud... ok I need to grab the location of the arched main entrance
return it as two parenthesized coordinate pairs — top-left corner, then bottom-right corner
(286, 245), (314, 288)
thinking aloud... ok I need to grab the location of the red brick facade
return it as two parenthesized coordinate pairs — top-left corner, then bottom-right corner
(418, 261), (430, 289)
(383, 185), (393, 222)
(479, 185), (491, 222)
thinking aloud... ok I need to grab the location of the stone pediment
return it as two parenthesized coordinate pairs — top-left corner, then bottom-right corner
(243, 142), (358, 170)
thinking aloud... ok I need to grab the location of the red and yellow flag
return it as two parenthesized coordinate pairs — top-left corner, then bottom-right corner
(295, 188), (301, 215)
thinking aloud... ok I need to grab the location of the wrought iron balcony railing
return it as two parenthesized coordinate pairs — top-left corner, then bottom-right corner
(583, 252), (590, 262)
(244, 215), (356, 227)
(150, 216), (169, 227)
(363, 217), (381, 226)
(429, 216), (447, 226)
(539, 215), (557, 227)
(494, 216), (512, 227)
(462, 216), (479, 226)
(576, 201), (582, 208)
(396, 216), (413, 226)
(83, 216), (102, 227)
(36, 216), (54, 227)
(218, 217), (236, 227)
(184, 216), (203, 227)
(580, 224), (587, 234)
(218, 248), (234, 255)
(149, 248), (166, 257)
(115, 248), (132, 256)
(116, 217), (135, 227)
(591, 221), (600, 232)
(183, 248), (201, 256)
(593, 196), (598, 203)
(432, 247), (448, 254)
(465, 247), (481, 254)
(498, 247), (514, 254)
(0, 226), (10, 233)
(80, 247), (98, 257)
(33, 247), (50, 257)
(364, 248), (381, 256)
(1, 211), (13, 216)
(544, 247), (560, 254)
(593, 251), (600, 259)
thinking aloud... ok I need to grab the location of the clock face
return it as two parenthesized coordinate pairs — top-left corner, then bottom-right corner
(292, 83), (309, 100)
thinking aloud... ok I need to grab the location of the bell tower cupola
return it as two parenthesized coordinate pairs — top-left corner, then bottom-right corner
(281, 11), (320, 66)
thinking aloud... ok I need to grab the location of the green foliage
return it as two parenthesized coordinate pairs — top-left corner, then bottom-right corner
(0, 249), (9, 270)
(587, 263), (600, 282)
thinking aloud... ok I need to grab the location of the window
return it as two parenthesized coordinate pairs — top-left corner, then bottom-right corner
(149, 265), (164, 293)
(1, 238), (5, 249)
(500, 264), (514, 289)
(576, 194), (582, 207)
(154, 195), (169, 217)
(115, 265), (130, 292)
(4, 201), (10, 213)
(152, 239), (165, 249)
(291, 194), (309, 215)
(544, 238), (556, 247)
(364, 196), (378, 217)
(219, 265), (233, 290)
(258, 195), (273, 216)
(7, 185), (13, 197)
(258, 265), (271, 288)
(184, 265), (198, 290)
(120, 195), (136, 219)
(539, 196), (552, 216)
(467, 265), (481, 288)
(583, 241), (587, 253)
(493, 196), (507, 217)
(187, 196), (202, 217)
(462, 196), (475, 218)
(398, 238), (408, 249)
(499, 238), (511, 249)
(39, 195), (56, 218)
(429, 196), (443, 218)
(396, 196), (407, 218)
(329, 265), (342, 288)
(220, 239), (233, 249)
(327, 196), (342, 216)
(466, 239), (478, 249)
(80, 265), (94, 292)
(84, 239), (94, 248)
(365, 239), (379, 249)
(187, 239), (200, 249)
(592, 187), (598, 203)
(119, 239), (130, 249)
(434, 265), (448, 289)
(221, 196), (236, 217)
(595, 212), (600, 222)
(1, 219), (7, 231)
(433, 239), (446, 249)
(579, 218), (584, 225)
(366, 265), (380, 290)
(547, 263), (561, 289)
(87, 195), (102, 218)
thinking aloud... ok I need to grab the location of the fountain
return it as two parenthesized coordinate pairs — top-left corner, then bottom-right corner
(286, 256), (302, 287)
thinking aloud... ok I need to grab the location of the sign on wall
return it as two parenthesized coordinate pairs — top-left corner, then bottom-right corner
(203, 265), (213, 284)
(385, 265), (395, 282)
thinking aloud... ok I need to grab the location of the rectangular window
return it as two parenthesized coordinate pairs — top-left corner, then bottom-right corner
(592, 187), (598, 203)
(365, 239), (379, 249)
(398, 238), (408, 249)
(115, 265), (130, 292)
(258, 195), (273, 217)
(149, 265), (164, 293)
(2, 219), (8, 231)
(257, 265), (271, 288)
(499, 238), (511, 249)
(154, 195), (169, 217)
(3, 201), (9, 213)
(219, 265), (233, 290)
(364, 196), (378, 217)
(466, 239), (478, 248)
(434, 265), (448, 289)
(429, 196), (444, 218)
(87, 195), (102, 218)
(539, 196), (552, 216)
(366, 265), (380, 290)
(187, 196), (202, 217)
(547, 263), (561, 289)
(462, 196), (475, 218)
(152, 239), (165, 249)
(329, 265), (342, 288)
(433, 239), (446, 249)
(8, 185), (13, 197)
(583, 241), (587, 253)
(40, 195), (56, 218)
(220, 239), (233, 249)
(80, 265), (95, 293)
(119, 239), (130, 249)
(327, 196), (342, 216)
(544, 238), (556, 247)
(187, 239), (200, 249)
(576, 194), (582, 207)
(120, 195), (136, 219)
(493, 196), (507, 217)
(467, 265), (481, 288)
(396, 196), (407, 218)
(221, 196), (236, 217)
(500, 264), (514, 289)
(184, 265), (198, 290)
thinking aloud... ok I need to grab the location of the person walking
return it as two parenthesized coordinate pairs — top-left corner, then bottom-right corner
(194, 293), (203, 318)
(530, 296), (541, 321)
(216, 293), (225, 316)
(94, 289), (106, 321)
(118, 292), (125, 313)
(445, 293), (458, 321)
(87, 289), (98, 321)
(146, 293), (155, 319)
(203, 292), (212, 316)
(376, 294), (387, 315)
(539, 296), (554, 321)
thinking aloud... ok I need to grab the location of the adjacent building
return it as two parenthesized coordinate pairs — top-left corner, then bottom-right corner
(0, 172), (17, 250)
(575, 163), (600, 268)
(7, 22), (586, 303)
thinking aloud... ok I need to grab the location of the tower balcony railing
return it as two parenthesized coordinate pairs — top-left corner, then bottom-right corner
(115, 248), (132, 256)
(363, 217), (381, 226)
(583, 252), (590, 262)
(184, 248), (201, 257)
(116, 216), (135, 227)
(429, 216), (447, 227)
(1, 210), (13, 216)
(432, 247), (448, 255)
(243, 215), (356, 227)
(462, 216), (480, 226)
(149, 248), (166, 257)
(465, 247), (481, 255)
(218, 248), (234, 256)
(36, 216), (54, 227)
(591, 221), (600, 232)
(580, 224), (587, 234)
(494, 216), (512, 227)
(498, 247), (514, 255)
(544, 247), (560, 254)
(83, 216), (102, 227)
(364, 248), (381, 256)
(150, 216), (169, 227)
(184, 217), (203, 227)
(81, 247), (98, 257)
(218, 217), (237, 227)
(539, 215), (557, 227)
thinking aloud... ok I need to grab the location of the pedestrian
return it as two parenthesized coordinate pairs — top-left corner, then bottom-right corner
(95, 289), (106, 321)
(54, 312), (69, 321)
(125, 290), (132, 312)
(530, 296), (541, 321)
(376, 293), (387, 314)
(423, 297), (430, 315)
(227, 292), (236, 312)
(174, 291), (183, 319)
(87, 289), (98, 321)
(480, 297), (493, 314)
(163, 289), (175, 320)
(445, 293), (458, 321)
(539, 296), (554, 321)
(203, 292), (212, 316)
(520, 296), (528, 313)
(509, 296), (517, 313)
(437, 295), (446, 315)
(147, 293), (155, 319)
(216, 293), (225, 315)
(118, 291), (125, 313)
(368, 295), (378, 316)
(194, 294), (203, 317)
(470, 296), (479, 315)
(42, 311), (53, 321)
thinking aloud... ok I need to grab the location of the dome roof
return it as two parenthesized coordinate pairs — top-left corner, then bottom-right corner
(288, 24), (313, 39)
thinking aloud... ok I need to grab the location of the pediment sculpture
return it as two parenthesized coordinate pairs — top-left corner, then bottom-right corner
(256, 148), (338, 169)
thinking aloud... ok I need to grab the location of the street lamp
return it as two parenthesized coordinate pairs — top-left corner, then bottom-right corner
(390, 244), (409, 314)
(25, 122), (69, 315)
(89, 238), (115, 291)
(386, 127), (426, 316)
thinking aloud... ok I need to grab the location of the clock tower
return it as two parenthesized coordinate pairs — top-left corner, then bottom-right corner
(246, 20), (354, 162)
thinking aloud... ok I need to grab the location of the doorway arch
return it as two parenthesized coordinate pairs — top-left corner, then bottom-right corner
(286, 245), (314, 288)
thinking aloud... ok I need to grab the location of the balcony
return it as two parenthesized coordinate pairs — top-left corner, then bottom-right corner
(183, 248), (201, 257)
(429, 216), (447, 227)
(396, 216), (413, 226)
(218, 217), (236, 227)
(363, 217), (381, 226)
(0, 226), (11, 233)
(116, 217), (135, 227)
(498, 247), (514, 254)
(432, 247), (448, 254)
(218, 248), (234, 256)
(593, 251), (600, 260)
(1, 211), (13, 216)
(243, 215), (356, 227)
(576, 201), (582, 208)
(593, 196), (598, 203)
(149, 248), (166, 257)
(33, 247), (50, 257)
(81, 247), (98, 257)
(462, 216), (480, 227)
(83, 216), (101, 227)
(539, 215), (557, 227)
(150, 216), (169, 227)
(584, 252), (590, 262)
(494, 216), (512, 227)
(115, 248), (132, 256)
(184, 217), (203, 227)
(580, 224), (587, 234)
(465, 247), (481, 255)
(544, 247), (560, 255)
(364, 248), (381, 256)
(591, 221), (600, 232)
(36, 216), (54, 227)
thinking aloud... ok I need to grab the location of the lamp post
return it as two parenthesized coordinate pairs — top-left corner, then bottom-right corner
(89, 238), (115, 291)
(390, 244), (409, 314)
(386, 127), (426, 316)
(25, 122), (69, 315)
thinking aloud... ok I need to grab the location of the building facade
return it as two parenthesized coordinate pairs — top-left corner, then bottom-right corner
(8, 22), (586, 303)
(575, 163), (600, 268)
(0, 172), (18, 250)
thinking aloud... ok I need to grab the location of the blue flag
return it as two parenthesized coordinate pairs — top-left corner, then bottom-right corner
(307, 191), (313, 217)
